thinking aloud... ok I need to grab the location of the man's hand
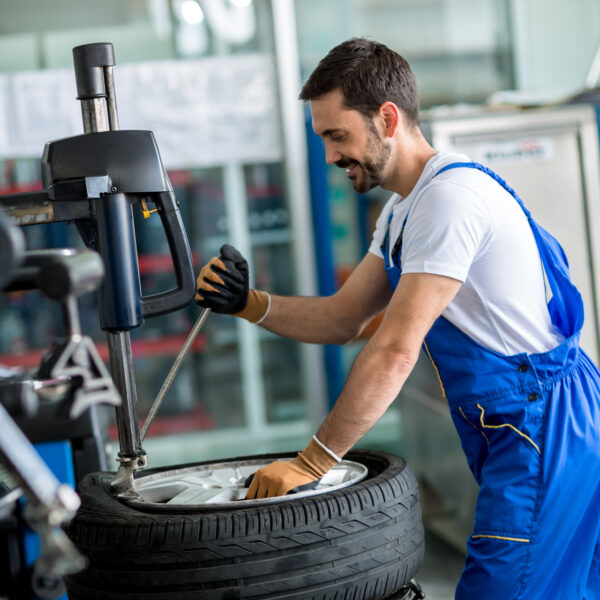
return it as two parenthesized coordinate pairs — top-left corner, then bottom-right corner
(246, 437), (339, 499)
(245, 461), (320, 498)
(195, 244), (269, 323)
(196, 244), (249, 313)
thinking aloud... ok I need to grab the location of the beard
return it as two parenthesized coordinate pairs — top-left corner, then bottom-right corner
(336, 124), (391, 193)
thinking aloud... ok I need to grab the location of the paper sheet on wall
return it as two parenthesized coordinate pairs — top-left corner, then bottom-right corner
(115, 54), (283, 169)
(0, 53), (282, 168)
(10, 69), (81, 158)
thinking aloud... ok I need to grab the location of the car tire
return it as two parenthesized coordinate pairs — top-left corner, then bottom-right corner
(64, 449), (424, 600)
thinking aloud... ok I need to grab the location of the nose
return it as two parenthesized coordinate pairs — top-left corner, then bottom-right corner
(324, 142), (342, 165)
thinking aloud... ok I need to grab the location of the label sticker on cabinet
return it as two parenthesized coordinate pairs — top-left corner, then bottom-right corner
(476, 137), (555, 164)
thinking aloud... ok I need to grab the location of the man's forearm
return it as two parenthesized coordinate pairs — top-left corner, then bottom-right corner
(259, 294), (360, 345)
(245, 272), (460, 499)
(315, 338), (417, 457)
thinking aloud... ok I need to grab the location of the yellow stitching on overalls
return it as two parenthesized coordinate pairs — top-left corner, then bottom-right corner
(472, 534), (530, 543)
(477, 403), (541, 454)
(458, 406), (489, 444)
(423, 341), (446, 398)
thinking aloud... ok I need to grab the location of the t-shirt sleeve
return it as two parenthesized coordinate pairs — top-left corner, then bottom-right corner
(368, 194), (399, 259)
(400, 182), (494, 282)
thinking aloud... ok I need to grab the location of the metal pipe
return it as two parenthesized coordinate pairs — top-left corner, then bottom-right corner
(271, 0), (327, 425)
(103, 66), (120, 131)
(0, 402), (60, 506)
(0, 193), (54, 226)
(80, 98), (109, 134)
(141, 308), (210, 440)
(222, 163), (267, 434)
(61, 296), (81, 337)
(76, 50), (144, 469)
(107, 331), (143, 461)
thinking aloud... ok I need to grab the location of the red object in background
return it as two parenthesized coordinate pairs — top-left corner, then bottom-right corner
(0, 248), (204, 370)
(0, 334), (215, 437)
(0, 181), (43, 195)
(0, 333), (207, 368)
(138, 252), (200, 275)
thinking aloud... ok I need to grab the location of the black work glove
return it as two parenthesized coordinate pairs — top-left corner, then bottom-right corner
(195, 244), (249, 314)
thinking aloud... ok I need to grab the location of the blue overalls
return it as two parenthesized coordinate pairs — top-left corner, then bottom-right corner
(383, 162), (600, 598)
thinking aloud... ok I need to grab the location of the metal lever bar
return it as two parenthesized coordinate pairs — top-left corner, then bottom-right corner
(141, 308), (210, 440)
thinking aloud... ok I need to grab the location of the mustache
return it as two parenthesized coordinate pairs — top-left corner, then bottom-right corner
(335, 158), (358, 169)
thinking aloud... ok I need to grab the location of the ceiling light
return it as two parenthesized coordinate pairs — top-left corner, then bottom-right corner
(180, 0), (205, 24)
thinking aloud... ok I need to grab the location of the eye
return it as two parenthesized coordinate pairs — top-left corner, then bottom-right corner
(331, 135), (345, 143)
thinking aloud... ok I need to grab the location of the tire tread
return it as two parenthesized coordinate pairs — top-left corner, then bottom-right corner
(66, 450), (423, 600)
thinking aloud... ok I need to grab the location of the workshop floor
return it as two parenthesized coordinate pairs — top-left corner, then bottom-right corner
(414, 529), (465, 600)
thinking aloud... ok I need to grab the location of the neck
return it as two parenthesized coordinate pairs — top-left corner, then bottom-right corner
(384, 129), (437, 198)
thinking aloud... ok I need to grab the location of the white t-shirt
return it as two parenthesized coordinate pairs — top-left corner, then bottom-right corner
(369, 152), (564, 355)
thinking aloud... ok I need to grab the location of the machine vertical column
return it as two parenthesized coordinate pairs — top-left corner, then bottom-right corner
(72, 43), (145, 475)
(79, 97), (109, 133)
(107, 332), (142, 459)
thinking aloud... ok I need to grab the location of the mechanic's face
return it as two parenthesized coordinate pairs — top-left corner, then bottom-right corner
(311, 89), (391, 193)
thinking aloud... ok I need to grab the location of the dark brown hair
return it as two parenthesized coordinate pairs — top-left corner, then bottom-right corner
(299, 38), (419, 127)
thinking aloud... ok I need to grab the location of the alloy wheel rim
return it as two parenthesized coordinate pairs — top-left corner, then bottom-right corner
(127, 457), (369, 509)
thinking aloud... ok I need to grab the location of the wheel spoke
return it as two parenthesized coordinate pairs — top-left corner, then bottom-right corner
(167, 487), (227, 505)
(132, 458), (368, 508)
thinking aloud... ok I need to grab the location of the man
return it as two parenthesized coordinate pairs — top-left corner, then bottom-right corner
(196, 38), (600, 598)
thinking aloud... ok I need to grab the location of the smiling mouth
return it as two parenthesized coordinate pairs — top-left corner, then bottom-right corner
(345, 163), (359, 177)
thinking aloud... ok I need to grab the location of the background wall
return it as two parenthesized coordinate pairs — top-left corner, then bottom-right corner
(510, 0), (600, 92)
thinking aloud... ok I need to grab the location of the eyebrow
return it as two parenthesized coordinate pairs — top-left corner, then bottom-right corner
(317, 127), (345, 138)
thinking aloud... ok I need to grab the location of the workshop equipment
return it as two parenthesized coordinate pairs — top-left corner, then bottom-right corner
(0, 229), (122, 599)
(0, 43), (197, 497)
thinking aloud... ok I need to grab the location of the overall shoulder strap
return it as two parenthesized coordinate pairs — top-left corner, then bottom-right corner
(434, 161), (584, 338)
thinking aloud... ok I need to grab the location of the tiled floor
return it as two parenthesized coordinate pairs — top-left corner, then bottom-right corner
(412, 529), (465, 600)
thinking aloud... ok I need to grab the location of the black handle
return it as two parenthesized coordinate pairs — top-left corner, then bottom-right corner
(141, 192), (196, 318)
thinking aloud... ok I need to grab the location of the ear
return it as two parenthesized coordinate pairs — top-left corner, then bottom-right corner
(379, 102), (400, 138)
